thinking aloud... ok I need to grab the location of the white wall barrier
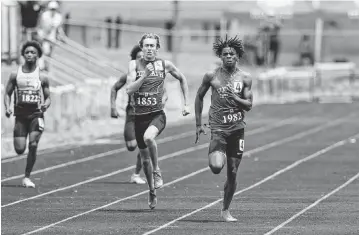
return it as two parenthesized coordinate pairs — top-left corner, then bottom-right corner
(1, 1), (20, 64)
(1, 77), (128, 135)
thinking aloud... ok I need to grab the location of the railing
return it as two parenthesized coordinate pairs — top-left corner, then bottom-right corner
(62, 36), (127, 73)
(256, 62), (358, 103)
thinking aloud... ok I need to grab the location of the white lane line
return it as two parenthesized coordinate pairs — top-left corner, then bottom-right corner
(1, 116), (284, 163)
(1, 118), (297, 182)
(1, 132), (193, 182)
(142, 133), (359, 235)
(18, 134), (357, 235)
(2, 120), (292, 208)
(1, 145), (80, 163)
(264, 172), (359, 235)
(3, 115), (351, 208)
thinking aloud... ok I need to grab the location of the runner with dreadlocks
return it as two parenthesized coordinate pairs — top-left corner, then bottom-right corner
(194, 35), (253, 222)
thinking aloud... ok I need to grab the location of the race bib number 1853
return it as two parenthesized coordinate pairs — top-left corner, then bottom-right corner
(136, 96), (157, 106)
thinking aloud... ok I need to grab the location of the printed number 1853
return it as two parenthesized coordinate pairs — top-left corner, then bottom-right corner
(137, 97), (157, 106)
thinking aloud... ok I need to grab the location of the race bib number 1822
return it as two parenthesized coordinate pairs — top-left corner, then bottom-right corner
(18, 90), (40, 104)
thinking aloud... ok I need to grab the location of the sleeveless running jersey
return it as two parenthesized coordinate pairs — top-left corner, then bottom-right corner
(208, 67), (247, 131)
(133, 58), (166, 115)
(14, 66), (42, 116)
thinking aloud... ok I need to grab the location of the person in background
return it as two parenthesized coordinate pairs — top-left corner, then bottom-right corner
(19, 1), (44, 42)
(37, 0), (65, 71)
(298, 34), (314, 66)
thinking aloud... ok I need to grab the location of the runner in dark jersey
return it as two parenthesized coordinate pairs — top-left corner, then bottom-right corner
(110, 45), (168, 184)
(127, 33), (190, 209)
(4, 40), (51, 188)
(195, 35), (253, 222)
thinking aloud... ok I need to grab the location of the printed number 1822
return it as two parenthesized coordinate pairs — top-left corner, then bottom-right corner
(222, 112), (242, 124)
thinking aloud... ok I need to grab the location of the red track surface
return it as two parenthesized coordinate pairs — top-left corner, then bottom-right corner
(2, 103), (359, 235)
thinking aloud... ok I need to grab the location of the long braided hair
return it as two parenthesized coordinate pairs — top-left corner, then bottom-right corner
(213, 35), (244, 59)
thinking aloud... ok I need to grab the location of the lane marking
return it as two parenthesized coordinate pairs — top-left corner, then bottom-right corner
(2, 120), (293, 208)
(264, 172), (359, 235)
(142, 133), (359, 235)
(1, 115), (285, 162)
(18, 134), (358, 234)
(1, 118), (297, 182)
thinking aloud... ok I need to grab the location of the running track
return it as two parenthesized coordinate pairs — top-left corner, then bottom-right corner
(2, 103), (359, 235)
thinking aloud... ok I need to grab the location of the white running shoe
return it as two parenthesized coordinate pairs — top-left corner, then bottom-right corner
(153, 170), (163, 189)
(221, 210), (238, 222)
(22, 178), (35, 188)
(148, 190), (157, 210)
(130, 174), (146, 184)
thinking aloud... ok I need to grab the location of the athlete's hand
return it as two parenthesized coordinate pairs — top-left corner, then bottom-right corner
(182, 105), (190, 116)
(195, 125), (207, 144)
(144, 62), (155, 77)
(111, 107), (120, 118)
(40, 104), (48, 112)
(5, 108), (12, 118)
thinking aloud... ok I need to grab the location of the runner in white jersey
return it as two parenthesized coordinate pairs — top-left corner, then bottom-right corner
(111, 45), (168, 184)
(126, 33), (190, 209)
(4, 41), (51, 188)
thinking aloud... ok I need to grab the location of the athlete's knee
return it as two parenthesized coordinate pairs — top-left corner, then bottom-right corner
(14, 146), (26, 155)
(227, 170), (238, 183)
(139, 149), (150, 160)
(14, 139), (26, 155)
(126, 141), (137, 151)
(143, 133), (156, 146)
(208, 151), (226, 174)
(143, 126), (159, 146)
(28, 140), (38, 151)
(142, 155), (151, 167)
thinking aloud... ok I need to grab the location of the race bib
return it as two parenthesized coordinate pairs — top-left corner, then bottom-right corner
(18, 90), (40, 104)
(135, 92), (159, 107)
(222, 109), (243, 124)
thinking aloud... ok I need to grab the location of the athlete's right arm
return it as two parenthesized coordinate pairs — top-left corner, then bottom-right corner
(110, 74), (127, 109)
(195, 72), (212, 127)
(3, 72), (16, 118)
(126, 60), (153, 95)
(194, 72), (212, 143)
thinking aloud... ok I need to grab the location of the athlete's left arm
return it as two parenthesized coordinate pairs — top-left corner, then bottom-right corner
(41, 74), (51, 112)
(231, 75), (253, 112)
(165, 60), (190, 107)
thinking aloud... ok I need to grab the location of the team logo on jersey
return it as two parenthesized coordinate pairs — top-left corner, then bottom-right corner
(149, 71), (165, 78)
(154, 61), (163, 71)
(136, 71), (145, 78)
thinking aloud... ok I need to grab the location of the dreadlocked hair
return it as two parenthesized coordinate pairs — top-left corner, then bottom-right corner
(213, 35), (244, 58)
(21, 40), (43, 58)
(130, 44), (142, 60)
(138, 33), (161, 49)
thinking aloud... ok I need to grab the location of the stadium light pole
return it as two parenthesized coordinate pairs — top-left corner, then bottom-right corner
(313, 0), (323, 63)
(172, 0), (179, 65)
